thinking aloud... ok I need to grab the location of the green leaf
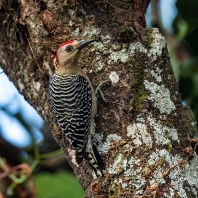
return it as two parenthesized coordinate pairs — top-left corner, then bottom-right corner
(34, 170), (84, 198)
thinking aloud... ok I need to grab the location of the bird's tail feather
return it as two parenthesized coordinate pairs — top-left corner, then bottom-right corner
(75, 151), (84, 165)
(85, 144), (104, 177)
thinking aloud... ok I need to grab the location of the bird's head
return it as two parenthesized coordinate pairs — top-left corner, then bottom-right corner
(55, 40), (94, 75)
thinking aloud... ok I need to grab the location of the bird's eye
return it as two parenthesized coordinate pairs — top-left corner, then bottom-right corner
(65, 45), (73, 53)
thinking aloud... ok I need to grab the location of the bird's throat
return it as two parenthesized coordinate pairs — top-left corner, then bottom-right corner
(56, 63), (79, 76)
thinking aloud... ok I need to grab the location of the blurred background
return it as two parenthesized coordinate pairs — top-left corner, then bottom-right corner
(0, 0), (197, 197)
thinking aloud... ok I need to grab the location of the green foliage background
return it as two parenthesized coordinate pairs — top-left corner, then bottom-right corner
(34, 171), (84, 198)
(172, 0), (198, 126)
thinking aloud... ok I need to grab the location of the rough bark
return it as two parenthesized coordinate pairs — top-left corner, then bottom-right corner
(0, 0), (198, 197)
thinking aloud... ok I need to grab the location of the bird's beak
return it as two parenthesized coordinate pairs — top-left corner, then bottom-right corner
(76, 40), (94, 50)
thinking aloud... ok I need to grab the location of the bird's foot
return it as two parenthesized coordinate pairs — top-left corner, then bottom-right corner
(95, 80), (110, 103)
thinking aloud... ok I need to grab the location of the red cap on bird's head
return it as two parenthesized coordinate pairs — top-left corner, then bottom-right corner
(58, 40), (74, 49)
(56, 40), (74, 62)
(56, 39), (94, 65)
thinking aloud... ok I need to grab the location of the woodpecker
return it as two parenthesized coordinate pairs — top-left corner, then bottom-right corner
(49, 40), (104, 177)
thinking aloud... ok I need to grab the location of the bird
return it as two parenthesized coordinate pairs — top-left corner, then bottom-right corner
(49, 40), (104, 177)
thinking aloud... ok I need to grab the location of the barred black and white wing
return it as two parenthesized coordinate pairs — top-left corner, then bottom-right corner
(49, 74), (92, 165)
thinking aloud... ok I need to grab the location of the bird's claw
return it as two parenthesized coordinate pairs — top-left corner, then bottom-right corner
(95, 80), (110, 103)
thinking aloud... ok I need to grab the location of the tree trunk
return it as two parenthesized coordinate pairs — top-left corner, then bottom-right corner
(0, 0), (198, 197)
